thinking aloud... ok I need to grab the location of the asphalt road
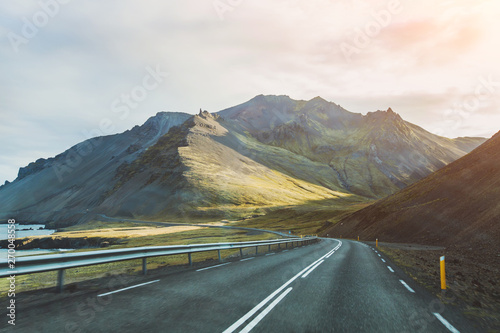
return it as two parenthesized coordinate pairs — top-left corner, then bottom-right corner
(1, 239), (479, 332)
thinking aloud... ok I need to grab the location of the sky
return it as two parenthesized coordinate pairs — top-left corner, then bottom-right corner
(1, 0), (500, 183)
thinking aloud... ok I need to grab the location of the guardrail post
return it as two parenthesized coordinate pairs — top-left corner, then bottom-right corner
(218, 250), (222, 263)
(142, 258), (147, 275)
(255, 246), (258, 255)
(239, 248), (243, 257)
(188, 253), (192, 266)
(285, 242), (287, 249)
(278, 243), (280, 250)
(268, 244), (271, 252)
(57, 269), (65, 293)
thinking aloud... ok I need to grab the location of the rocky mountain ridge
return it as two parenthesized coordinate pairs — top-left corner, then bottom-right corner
(0, 95), (486, 227)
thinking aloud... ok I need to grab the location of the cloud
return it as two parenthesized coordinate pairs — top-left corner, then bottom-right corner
(379, 17), (483, 67)
(0, 0), (499, 182)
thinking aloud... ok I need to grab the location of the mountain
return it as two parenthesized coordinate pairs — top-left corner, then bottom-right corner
(0, 112), (191, 226)
(325, 130), (500, 250)
(0, 95), (486, 227)
(219, 95), (485, 197)
(98, 110), (350, 220)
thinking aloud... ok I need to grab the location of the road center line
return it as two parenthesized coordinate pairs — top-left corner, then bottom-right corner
(324, 248), (335, 257)
(196, 262), (230, 272)
(381, 258), (386, 263)
(325, 251), (335, 258)
(302, 260), (324, 278)
(97, 280), (160, 297)
(433, 313), (461, 333)
(240, 257), (255, 262)
(387, 266), (394, 273)
(399, 279), (415, 293)
(223, 241), (342, 333)
(239, 288), (293, 333)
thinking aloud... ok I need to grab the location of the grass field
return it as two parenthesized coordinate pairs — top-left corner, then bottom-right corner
(235, 198), (372, 236)
(1, 198), (370, 296)
(0, 221), (279, 296)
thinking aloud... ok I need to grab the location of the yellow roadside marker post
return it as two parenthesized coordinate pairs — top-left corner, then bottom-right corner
(440, 256), (446, 290)
(376, 238), (378, 247)
(357, 236), (359, 241)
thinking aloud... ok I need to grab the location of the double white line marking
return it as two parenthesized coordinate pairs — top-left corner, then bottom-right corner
(301, 260), (324, 278)
(239, 287), (294, 333)
(223, 240), (342, 333)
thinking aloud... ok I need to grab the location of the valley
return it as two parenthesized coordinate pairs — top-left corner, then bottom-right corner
(1, 95), (497, 331)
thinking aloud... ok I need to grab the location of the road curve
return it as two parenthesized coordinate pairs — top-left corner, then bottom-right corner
(1, 239), (478, 332)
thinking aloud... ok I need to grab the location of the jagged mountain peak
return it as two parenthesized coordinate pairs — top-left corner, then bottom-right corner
(303, 96), (335, 109)
(249, 94), (293, 104)
(197, 109), (222, 121)
(218, 94), (361, 135)
(366, 107), (401, 119)
(364, 108), (406, 133)
(309, 96), (327, 103)
(140, 111), (191, 131)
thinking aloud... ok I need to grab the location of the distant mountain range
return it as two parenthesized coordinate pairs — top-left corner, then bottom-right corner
(325, 130), (500, 250)
(0, 95), (486, 227)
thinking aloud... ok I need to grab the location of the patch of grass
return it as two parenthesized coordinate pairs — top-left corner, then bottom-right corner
(0, 222), (279, 296)
(237, 198), (371, 235)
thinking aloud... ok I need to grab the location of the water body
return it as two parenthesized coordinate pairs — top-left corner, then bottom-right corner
(0, 223), (72, 258)
(0, 224), (55, 240)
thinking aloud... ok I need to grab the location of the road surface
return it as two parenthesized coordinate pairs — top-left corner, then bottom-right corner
(1, 238), (478, 332)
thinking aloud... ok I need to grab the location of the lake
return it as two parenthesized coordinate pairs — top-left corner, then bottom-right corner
(0, 223), (73, 258)
(0, 223), (56, 240)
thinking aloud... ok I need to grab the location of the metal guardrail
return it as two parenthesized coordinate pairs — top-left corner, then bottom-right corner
(1, 237), (318, 292)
